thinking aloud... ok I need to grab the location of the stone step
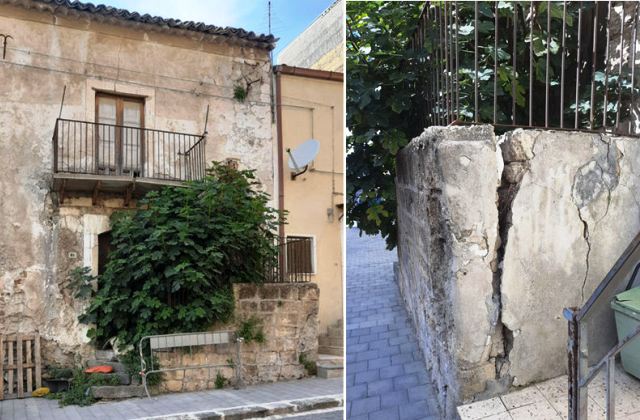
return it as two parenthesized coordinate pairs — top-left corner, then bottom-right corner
(87, 372), (130, 385)
(86, 360), (127, 373)
(317, 345), (343, 356)
(319, 336), (342, 348)
(316, 360), (343, 379)
(91, 385), (146, 399)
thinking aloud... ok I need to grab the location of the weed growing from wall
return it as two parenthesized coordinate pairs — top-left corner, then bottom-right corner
(237, 316), (266, 344)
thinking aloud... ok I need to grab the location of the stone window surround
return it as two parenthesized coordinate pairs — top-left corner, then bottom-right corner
(84, 79), (155, 129)
(81, 214), (111, 276)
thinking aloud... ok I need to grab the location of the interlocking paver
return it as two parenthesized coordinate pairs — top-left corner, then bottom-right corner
(346, 228), (441, 419)
(0, 377), (342, 420)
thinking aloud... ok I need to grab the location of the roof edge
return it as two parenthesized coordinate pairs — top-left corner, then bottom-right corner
(3, 0), (277, 50)
(274, 64), (343, 82)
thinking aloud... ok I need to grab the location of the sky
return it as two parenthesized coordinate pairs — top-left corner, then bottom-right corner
(98, 0), (335, 60)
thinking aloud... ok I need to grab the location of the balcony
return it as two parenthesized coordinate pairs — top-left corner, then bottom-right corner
(52, 118), (206, 204)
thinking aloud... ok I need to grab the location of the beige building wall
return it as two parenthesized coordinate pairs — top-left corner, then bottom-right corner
(0, 2), (274, 364)
(277, 0), (344, 72)
(276, 69), (344, 334)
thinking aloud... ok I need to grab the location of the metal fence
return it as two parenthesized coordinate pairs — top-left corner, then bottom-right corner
(52, 118), (207, 181)
(410, 1), (639, 136)
(264, 236), (314, 283)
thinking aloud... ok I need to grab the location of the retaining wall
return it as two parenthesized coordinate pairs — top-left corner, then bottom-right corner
(396, 125), (640, 416)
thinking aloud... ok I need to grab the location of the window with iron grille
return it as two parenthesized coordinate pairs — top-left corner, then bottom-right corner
(286, 235), (316, 275)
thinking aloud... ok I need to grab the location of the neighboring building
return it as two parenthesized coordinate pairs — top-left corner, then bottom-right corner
(277, 0), (344, 72)
(274, 65), (344, 355)
(0, 0), (275, 366)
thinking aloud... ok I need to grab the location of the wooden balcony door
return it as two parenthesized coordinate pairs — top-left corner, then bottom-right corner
(96, 93), (144, 176)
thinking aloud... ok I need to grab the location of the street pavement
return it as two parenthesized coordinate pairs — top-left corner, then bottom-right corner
(264, 407), (344, 419)
(0, 377), (342, 420)
(346, 228), (441, 420)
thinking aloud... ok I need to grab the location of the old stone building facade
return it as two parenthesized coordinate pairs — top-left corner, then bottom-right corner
(0, 0), (275, 366)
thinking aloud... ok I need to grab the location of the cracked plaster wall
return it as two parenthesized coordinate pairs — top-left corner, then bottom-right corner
(396, 126), (640, 414)
(0, 5), (274, 366)
(396, 125), (502, 417)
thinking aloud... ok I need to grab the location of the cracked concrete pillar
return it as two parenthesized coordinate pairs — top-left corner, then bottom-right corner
(396, 125), (503, 416)
(396, 126), (640, 412)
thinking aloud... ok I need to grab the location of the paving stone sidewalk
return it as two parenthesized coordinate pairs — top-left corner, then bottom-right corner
(0, 377), (342, 420)
(346, 228), (441, 420)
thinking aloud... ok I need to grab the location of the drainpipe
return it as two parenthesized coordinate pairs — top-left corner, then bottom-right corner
(274, 68), (286, 276)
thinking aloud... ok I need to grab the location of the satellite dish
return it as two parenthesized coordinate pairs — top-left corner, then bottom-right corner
(287, 139), (320, 180)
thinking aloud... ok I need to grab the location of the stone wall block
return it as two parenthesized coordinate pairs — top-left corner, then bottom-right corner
(279, 285), (299, 300)
(258, 287), (279, 300)
(260, 300), (277, 312)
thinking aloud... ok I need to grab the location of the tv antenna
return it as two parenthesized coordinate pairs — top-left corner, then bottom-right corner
(287, 139), (320, 180)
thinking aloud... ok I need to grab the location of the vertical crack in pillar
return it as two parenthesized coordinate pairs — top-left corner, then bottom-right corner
(490, 132), (536, 386)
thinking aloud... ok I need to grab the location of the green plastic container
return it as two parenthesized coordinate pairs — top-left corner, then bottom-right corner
(611, 287), (640, 379)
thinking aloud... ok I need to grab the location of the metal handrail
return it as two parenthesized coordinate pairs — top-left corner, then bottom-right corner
(565, 232), (640, 419)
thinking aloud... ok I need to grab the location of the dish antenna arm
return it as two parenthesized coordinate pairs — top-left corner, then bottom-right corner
(286, 148), (308, 180)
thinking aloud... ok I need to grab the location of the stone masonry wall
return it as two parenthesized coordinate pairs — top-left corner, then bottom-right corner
(156, 283), (319, 393)
(396, 125), (640, 415)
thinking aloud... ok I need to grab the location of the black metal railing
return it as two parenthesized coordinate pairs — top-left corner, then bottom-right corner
(52, 118), (206, 182)
(565, 233), (640, 419)
(410, 1), (639, 136)
(264, 236), (314, 283)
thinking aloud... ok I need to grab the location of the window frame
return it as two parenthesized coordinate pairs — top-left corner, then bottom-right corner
(95, 92), (146, 176)
(285, 234), (317, 275)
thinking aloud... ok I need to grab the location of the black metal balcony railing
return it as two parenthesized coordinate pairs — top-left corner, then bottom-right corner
(410, 1), (639, 136)
(264, 236), (314, 283)
(52, 118), (206, 182)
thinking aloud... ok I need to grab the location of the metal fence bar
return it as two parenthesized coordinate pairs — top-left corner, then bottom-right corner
(545, 0), (551, 128)
(529, 1), (534, 127)
(589, 4), (599, 129)
(575, 3), (583, 129)
(560, 1), (567, 128)
(455, 1), (460, 119)
(603, 2), (612, 128)
(474, 1), (479, 123)
(615, 5), (626, 129)
(494, 3), (499, 124)
(444, 2), (451, 124)
(512, 4), (517, 124)
(632, 4), (639, 118)
(411, 1), (639, 137)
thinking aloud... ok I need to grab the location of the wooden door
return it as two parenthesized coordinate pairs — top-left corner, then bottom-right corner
(96, 93), (144, 176)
